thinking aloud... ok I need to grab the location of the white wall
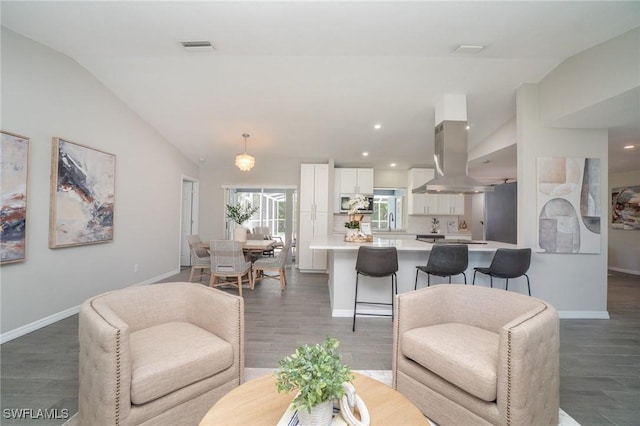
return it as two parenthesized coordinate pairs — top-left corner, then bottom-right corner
(608, 170), (640, 275)
(517, 83), (609, 316)
(374, 169), (407, 188)
(538, 28), (639, 127)
(0, 29), (199, 339)
(468, 117), (516, 161)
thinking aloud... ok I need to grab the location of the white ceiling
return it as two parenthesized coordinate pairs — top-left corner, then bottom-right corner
(2, 1), (639, 182)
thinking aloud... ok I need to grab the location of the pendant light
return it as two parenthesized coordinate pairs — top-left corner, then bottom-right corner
(235, 133), (255, 171)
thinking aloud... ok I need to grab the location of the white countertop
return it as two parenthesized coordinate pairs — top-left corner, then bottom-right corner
(309, 235), (518, 252)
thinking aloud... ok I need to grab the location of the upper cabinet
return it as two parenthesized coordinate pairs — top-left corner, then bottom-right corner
(407, 168), (433, 215)
(407, 168), (465, 216)
(301, 163), (329, 213)
(335, 168), (374, 195)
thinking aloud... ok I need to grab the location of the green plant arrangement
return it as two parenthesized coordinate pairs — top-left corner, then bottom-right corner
(344, 220), (360, 229)
(225, 203), (259, 225)
(275, 337), (353, 414)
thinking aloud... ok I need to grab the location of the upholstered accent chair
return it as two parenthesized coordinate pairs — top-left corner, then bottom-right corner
(393, 285), (559, 426)
(79, 282), (244, 426)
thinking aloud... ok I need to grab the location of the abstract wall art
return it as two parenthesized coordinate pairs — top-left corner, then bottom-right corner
(49, 138), (116, 248)
(1, 131), (30, 264)
(537, 157), (601, 254)
(611, 186), (640, 230)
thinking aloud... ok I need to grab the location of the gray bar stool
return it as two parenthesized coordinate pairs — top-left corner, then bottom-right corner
(353, 246), (398, 332)
(415, 244), (468, 289)
(472, 248), (532, 296)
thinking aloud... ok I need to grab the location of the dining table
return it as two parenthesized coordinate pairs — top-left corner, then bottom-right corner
(199, 239), (278, 259)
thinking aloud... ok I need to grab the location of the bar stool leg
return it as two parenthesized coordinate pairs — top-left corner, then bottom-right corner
(525, 274), (531, 296)
(353, 273), (360, 332)
(472, 270), (477, 285)
(505, 278), (509, 291)
(414, 270), (419, 291)
(462, 271), (467, 284)
(391, 274), (396, 321)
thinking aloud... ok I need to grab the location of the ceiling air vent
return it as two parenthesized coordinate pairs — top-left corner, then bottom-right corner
(180, 41), (214, 51)
(453, 44), (485, 54)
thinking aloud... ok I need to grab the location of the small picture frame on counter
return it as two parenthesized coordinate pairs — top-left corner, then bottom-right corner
(360, 222), (371, 235)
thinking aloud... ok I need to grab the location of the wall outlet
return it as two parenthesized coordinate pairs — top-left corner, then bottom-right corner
(134, 264), (139, 273)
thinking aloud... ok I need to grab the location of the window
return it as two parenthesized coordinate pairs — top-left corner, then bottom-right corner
(371, 188), (406, 231)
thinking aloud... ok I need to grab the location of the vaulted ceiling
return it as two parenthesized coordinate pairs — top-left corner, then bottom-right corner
(2, 1), (638, 183)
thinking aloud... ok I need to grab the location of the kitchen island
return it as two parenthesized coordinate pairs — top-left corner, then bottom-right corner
(309, 236), (520, 317)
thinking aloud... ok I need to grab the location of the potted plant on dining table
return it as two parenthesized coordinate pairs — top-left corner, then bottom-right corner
(226, 202), (259, 242)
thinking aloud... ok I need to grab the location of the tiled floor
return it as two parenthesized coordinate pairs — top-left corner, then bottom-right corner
(1, 267), (638, 425)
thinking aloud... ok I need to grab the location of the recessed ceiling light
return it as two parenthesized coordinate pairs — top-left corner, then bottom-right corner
(454, 44), (485, 54)
(390, 163), (396, 167)
(374, 124), (382, 130)
(465, 125), (470, 130)
(482, 160), (492, 164)
(362, 152), (369, 156)
(624, 145), (635, 149)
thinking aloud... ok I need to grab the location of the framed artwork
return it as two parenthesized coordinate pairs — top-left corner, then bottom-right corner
(49, 138), (116, 248)
(537, 157), (601, 254)
(1, 131), (30, 264)
(611, 186), (640, 230)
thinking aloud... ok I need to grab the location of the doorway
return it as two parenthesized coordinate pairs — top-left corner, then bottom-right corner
(180, 178), (199, 267)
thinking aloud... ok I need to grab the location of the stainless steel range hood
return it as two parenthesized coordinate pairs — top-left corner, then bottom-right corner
(413, 120), (494, 194)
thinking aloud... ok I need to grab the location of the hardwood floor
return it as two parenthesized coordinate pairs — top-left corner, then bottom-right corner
(1, 267), (638, 425)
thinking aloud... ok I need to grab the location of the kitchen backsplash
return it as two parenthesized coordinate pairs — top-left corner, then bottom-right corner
(332, 213), (469, 234)
(405, 215), (469, 234)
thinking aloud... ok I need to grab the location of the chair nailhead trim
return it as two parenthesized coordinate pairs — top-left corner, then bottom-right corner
(506, 328), (512, 426)
(115, 329), (121, 426)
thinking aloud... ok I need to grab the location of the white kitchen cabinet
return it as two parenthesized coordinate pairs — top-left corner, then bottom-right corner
(299, 164), (329, 271)
(407, 168), (433, 215)
(336, 168), (374, 194)
(437, 194), (465, 215)
(407, 168), (465, 215)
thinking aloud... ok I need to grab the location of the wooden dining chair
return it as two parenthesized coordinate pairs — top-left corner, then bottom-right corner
(209, 240), (253, 297)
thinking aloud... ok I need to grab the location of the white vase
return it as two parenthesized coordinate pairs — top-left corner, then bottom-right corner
(233, 226), (248, 242)
(297, 399), (333, 426)
(345, 228), (359, 240)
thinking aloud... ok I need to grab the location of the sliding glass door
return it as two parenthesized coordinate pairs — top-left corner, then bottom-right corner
(225, 187), (297, 246)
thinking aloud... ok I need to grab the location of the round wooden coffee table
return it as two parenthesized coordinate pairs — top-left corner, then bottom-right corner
(199, 372), (427, 425)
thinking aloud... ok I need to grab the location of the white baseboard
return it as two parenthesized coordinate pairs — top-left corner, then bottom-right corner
(608, 266), (640, 276)
(0, 268), (181, 344)
(558, 311), (610, 319)
(0, 305), (81, 344)
(335, 308), (611, 320)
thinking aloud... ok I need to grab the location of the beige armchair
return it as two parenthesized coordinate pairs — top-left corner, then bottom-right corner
(79, 282), (244, 426)
(393, 285), (559, 426)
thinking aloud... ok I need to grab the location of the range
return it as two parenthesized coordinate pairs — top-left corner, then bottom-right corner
(415, 235), (488, 245)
